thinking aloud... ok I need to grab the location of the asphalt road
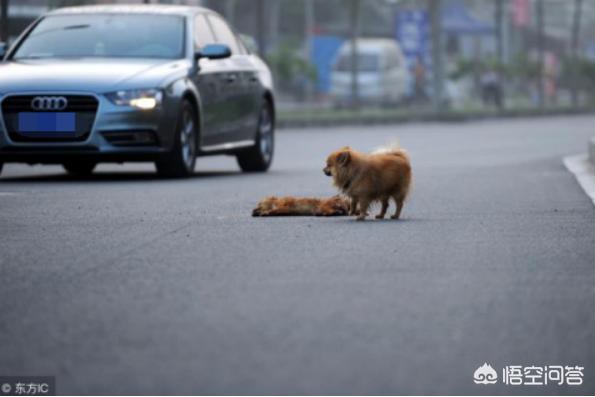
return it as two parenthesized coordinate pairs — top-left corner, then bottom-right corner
(1, 116), (594, 395)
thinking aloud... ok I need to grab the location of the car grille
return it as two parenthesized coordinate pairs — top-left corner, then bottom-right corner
(1, 95), (99, 142)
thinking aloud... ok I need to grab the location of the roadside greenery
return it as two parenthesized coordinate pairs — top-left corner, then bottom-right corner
(265, 41), (317, 100)
(560, 57), (595, 95)
(450, 54), (595, 102)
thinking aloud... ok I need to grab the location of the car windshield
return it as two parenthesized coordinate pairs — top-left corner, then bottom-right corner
(13, 14), (185, 60)
(335, 53), (380, 72)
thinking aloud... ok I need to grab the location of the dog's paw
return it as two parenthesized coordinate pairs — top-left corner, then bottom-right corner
(252, 207), (272, 217)
(390, 215), (400, 220)
(375, 214), (385, 219)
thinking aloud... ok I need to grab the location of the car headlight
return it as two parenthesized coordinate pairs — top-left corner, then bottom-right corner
(106, 88), (163, 110)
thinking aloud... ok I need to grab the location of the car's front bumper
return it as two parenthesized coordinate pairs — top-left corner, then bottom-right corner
(0, 91), (178, 164)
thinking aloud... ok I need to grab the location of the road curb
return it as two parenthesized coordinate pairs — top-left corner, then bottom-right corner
(278, 107), (595, 129)
(564, 154), (595, 206)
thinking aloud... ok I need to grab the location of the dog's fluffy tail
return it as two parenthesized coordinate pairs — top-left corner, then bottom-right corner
(373, 141), (412, 202)
(372, 141), (409, 161)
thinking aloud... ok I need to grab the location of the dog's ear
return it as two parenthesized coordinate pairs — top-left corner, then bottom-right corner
(337, 150), (351, 166)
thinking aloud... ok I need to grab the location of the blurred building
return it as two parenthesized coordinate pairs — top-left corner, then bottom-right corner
(3, 0), (595, 108)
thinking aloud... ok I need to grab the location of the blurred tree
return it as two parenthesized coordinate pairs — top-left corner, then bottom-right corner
(511, 53), (540, 81)
(265, 40), (317, 99)
(576, 59), (595, 100)
(560, 56), (595, 104)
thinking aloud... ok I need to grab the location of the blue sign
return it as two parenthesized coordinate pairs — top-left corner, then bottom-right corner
(395, 10), (431, 96)
(311, 35), (345, 93)
(395, 10), (430, 57)
(395, 10), (431, 70)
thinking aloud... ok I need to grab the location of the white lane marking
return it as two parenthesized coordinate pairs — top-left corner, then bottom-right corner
(564, 154), (595, 206)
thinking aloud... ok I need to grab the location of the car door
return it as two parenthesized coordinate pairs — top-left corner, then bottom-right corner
(206, 14), (251, 144)
(233, 37), (262, 142)
(191, 13), (228, 148)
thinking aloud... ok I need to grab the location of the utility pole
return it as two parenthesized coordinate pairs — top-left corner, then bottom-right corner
(256, 0), (266, 58)
(495, 0), (504, 65)
(536, 0), (545, 110)
(304, 0), (314, 63)
(571, 0), (583, 109)
(225, 0), (236, 27)
(1, 0), (9, 43)
(304, 0), (315, 100)
(429, 0), (444, 111)
(349, 0), (360, 109)
(269, 0), (280, 52)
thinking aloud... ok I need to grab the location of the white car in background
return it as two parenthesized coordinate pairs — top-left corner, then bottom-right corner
(330, 38), (410, 107)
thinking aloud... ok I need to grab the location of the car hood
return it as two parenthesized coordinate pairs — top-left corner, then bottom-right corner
(0, 58), (190, 94)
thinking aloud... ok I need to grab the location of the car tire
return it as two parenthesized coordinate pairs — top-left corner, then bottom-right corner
(0, 162), (3, 177)
(63, 161), (96, 176)
(155, 99), (197, 178)
(237, 101), (274, 172)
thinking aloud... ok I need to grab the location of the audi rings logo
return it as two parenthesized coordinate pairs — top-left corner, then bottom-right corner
(31, 96), (68, 111)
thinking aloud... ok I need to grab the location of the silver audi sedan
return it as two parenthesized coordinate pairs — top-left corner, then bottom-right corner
(0, 5), (275, 177)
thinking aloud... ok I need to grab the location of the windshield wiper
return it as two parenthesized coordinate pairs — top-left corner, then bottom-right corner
(63, 24), (91, 30)
(14, 56), (47, 60)
(27, 24), (91, 38)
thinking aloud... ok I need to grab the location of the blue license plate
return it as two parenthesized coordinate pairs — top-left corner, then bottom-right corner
(18, 112), (76, 134)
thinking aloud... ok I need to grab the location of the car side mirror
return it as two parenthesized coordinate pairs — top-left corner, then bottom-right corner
(195, 44), (231, 62)
(0, 42), (7, 59)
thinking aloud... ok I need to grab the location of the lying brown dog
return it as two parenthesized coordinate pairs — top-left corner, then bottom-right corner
(323, 145), (412, 221)
(252, 195), (350, 217)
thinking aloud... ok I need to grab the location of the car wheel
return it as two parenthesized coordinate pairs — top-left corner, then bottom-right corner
(237, 102), (274, 172)
(156, 100), (197, 178)
(63, 161), (96, 176)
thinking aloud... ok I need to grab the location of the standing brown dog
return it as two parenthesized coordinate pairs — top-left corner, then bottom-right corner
(323, 145), (412, 221)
